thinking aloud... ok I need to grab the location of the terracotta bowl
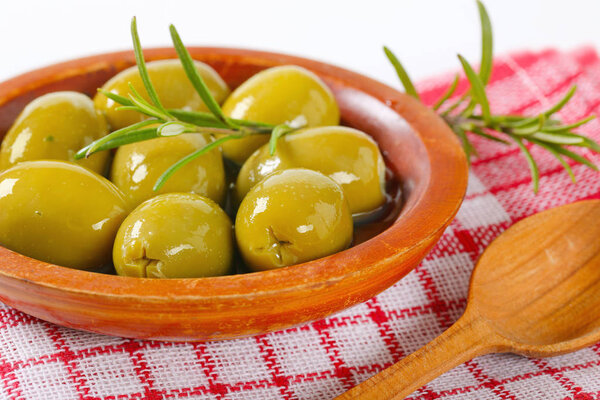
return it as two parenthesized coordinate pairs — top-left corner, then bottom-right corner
(0, 48), (468, 341)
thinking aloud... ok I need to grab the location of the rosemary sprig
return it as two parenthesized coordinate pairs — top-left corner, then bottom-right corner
(77, 18), (303, 190)
(384, 0), (598, 193)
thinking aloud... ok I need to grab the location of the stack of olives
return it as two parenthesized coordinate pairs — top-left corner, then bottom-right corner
(0, 59), (389, 278)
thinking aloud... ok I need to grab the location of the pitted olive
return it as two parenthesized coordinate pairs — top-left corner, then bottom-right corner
(235, 168), (353, 271)
(113, 192), (233, 278)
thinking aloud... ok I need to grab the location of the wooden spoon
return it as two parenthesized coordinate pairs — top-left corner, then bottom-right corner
(337, 199), (600, 399)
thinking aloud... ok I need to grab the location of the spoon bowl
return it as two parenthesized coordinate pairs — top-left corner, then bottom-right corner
(471, 199), (600, 353)
(339, 199), (600, 399)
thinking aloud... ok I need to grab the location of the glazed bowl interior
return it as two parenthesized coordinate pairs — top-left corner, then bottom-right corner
(0, 48), (468, 341)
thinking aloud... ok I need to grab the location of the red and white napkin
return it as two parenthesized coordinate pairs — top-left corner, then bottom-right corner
(0, 47), (599, 400)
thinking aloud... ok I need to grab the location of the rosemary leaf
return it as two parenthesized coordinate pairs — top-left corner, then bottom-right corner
(458, 54), (491, 124)
(154, 134), (240, 191)
(453, 126), (477, 161)
(130, 17), (171, 117)
(543, 86), (577, 117)
(169, 109), (273, 132)
(127, 82), (173, 121)
(542, 115), (596, 133)
(128, 92), (171, 121)
(269, 124), (295, 156)
(542, 131), (600, 150)
(507, 115), (541, 129)
(384, 46), (420, 101)
(158, 121), (193, 137)
(477, 0), (493, 85)
(531, 132), (585, 145)
(442, 96), (468, 116)
(532, 140), (576, 183)
(513, 137), (539, 193)
(471, 127), (510, 145)
(460, 100), (477, 119)
(82, 128), (160, 155)
(543, 143), (598, 171)
(169, 24), (234, 128)
(169, 109), (230, 129)
(433, 74), (460, 111)
(490, 115), (522, 122)
(97, 89), (134, 107)
(511, 117), (543, 135)
(580, 135), (600, 152)
(502, 87), (575, 129)
(78, 119), (159, 158)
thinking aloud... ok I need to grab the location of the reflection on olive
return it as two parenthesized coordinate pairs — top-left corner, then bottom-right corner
(0, 160), (129, 269)
(0, 92), (109, 174)
(94, 59), (230, 130)
(110, 133), (226, 209)
(113, 193), (233, 278)
(221, 65), (340, 165)
(235, 169), (353, 271)
(236, 126), (386, 214)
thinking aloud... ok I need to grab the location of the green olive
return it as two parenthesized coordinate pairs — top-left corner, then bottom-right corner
(235, 168), (353, 271)
(110, 133), (226, 209)
(0, 160), (128, 269)
(113, 193), (233, 278)
(94, 59), (230, 130)
(221, 65), (340, 165)
(236, 126), (386, 214)
(0, 92), (109, 174)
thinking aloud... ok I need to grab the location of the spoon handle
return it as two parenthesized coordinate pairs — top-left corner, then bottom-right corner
(336, 313), (501, 399)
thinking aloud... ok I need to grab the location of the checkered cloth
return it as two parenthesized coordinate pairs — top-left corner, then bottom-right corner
(0, 47), (599, 400)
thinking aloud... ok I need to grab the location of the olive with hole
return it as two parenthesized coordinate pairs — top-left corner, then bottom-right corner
(113, 193), (233, 278)
(235, 168), (353, 271)
(0, 160), (129, 269)
(221, 65), (340, 165)
(110, 133), (226, 208)
(0, 92), (110, 173)
(94, 59), (230, 130)
(236, 126), (386, 214)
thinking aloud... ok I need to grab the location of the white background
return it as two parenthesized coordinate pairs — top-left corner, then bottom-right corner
(0, 0), (598, 87)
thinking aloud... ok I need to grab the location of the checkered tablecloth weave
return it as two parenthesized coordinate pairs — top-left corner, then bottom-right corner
(1, 47), (599, 400)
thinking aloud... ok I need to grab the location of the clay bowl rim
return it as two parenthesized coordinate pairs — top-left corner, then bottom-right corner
(0, 47), (468, 301)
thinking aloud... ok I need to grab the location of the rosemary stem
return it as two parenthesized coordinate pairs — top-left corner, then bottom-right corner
(192, 127), (267, 136)
(441, 94), (468, 116)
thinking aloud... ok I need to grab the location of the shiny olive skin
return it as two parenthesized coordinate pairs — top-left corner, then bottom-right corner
(113, 193), (233, 278)
(235, 169), (353, 271)
(236, 126), (386, 214)
(221, 65), (340, 165)
(110, 133), (226, 208)
(94, 59), (230, 130)
(0, 160), (129, 269)
(0, 92), (109, 173)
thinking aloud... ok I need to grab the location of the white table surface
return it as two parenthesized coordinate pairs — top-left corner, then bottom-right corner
(0, 0), (598, 87)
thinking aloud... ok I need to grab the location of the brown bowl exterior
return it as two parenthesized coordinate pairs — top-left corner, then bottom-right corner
(0, 48), (468, 341)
